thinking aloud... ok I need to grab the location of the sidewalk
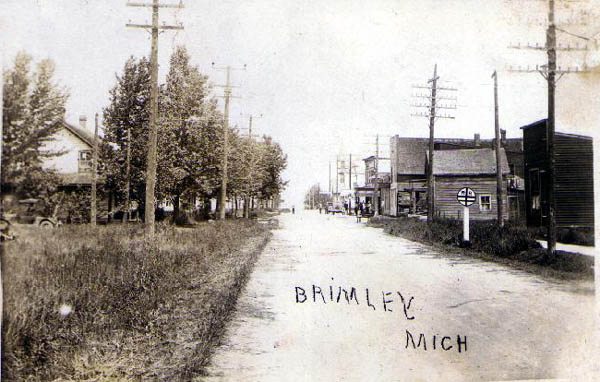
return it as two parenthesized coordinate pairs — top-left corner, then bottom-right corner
(537, 240), (596, 257)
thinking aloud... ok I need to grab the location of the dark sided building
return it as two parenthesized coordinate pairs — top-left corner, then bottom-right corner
(521, 119), (594, 228)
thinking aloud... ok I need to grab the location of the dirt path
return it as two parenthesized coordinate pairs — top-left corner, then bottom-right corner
(202, 211), (596, 381)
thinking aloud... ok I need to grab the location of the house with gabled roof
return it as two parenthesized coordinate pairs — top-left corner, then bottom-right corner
(41, 115), (98, 186)
(389, 132), (524, 218)
(431, 148), (510, 220)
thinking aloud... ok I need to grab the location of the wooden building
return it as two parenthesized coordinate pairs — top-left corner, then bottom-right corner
(358, 156), (390, 215)
(432, 148), (510, 220)
(521, 119), (594, 228)
(389, 133), (523, 217)
(40, 116), (98, 185)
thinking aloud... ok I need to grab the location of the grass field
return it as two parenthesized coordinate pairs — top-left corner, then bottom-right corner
(2, 220), (271, 381)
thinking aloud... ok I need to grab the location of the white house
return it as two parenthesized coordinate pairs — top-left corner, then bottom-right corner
(41, 115), (97, 185)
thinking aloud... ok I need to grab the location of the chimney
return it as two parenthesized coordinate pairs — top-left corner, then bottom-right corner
(500, 129), (507, 144)
(474, 133), (480, 147)
(79, 115), (87, 131)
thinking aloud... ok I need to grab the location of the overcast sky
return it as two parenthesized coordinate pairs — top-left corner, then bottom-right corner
(2, 0), (600, 207)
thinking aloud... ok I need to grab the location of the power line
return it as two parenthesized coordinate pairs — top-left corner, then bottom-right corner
(212, 63), (245, 219)
(507, 0), (593, 256)
(240, 113), (262, 140)
(411, 64), (458, 223)
(126, 0), (184, 235)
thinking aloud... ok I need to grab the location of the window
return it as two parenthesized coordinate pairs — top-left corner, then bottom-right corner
(79, 150), (92, 161)
(480, 194), (492, 211)
(529, 168), (540, 211)
(78, 150), (93, 173)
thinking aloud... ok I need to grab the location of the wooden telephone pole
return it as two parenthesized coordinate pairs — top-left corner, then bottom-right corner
(411, 64), (457, 224)
(336, 156), (339, 195)
(349, 153), (352, 189)
(508, 0), (590, 255)
(240, 113), (261, 218)
(329, 161), (331, 193)
(90, 113), (99, 226)
(126, 0), (184, 235)
(492, 70), (504, 227)
(213, 64), (244, 219)
(123, 127), (131, 223)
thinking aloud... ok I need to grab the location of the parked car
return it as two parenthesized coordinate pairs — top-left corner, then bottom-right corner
(0, 218), (15, 240)
(327, 202), (345, 215)
(4, 199), (60, 228)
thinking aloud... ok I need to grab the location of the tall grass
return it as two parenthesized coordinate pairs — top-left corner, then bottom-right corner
(2, 220), (269, 381)
(371, 217), (593, 278)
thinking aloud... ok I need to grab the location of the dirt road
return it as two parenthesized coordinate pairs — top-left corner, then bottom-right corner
(202, 211), (596, 381)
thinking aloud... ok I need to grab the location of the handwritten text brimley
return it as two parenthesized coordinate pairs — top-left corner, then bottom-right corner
(294, 280), (467, 353)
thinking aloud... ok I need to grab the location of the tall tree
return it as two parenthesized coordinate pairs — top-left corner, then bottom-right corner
(2, 52), (68, 199)
(157, 46), (223, 220)
(101, 56), (151, 216)
(258, 137), (288, 204)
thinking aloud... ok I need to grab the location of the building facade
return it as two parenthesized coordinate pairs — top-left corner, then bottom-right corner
(389, 132), (524, 218)
(431, 148), (510, 220)
(521, 119), (594, 228)
(40, 116), (97, 186)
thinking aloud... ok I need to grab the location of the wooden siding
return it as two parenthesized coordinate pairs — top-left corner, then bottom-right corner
(434, 176), (509, 220)
(522, 120), (594, 228)
(554, 134), (594, 227)
(41, 127), (92, 174)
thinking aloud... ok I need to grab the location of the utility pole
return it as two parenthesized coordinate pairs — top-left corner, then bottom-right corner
(328, 161), (331, 193)
(220, 66), (231, 220)
(508, 0), (591, 256)
(240, 113), (261, 218)
(349, 153), (353, 214)
(411, 64), (457, 224)
(375, 134), (379, 177)
(546, 0), (558, 254)
(349, 153), (352, 189)
(123, 127), (131, 223)
(240, 112), (261, 140)
(492, 70), (504, 227)
(336, 156), (339, 195)
(126, 0), (184, 235)
(213, 64), (244, 220)
(426, 65), (437, 224)
(90, 113), (99, 226)
(375, 134), (380, 215)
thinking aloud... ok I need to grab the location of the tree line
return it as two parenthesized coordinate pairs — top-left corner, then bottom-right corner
(2, 46), (287, 222)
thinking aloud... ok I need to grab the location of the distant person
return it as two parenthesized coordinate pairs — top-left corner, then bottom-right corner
(292, 205), (295, 214)
(319, 203), (322, 214)
(354, 204), (359, 216)
(344, 202), (349, 214)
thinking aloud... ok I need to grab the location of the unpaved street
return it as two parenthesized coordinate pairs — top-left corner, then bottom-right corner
(202, 211), (596, 381)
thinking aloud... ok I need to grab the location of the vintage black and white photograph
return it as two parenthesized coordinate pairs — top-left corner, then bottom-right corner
(1, 0), (599, 381)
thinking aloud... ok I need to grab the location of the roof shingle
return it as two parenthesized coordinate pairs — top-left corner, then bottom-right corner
(432, 148), (510, 176)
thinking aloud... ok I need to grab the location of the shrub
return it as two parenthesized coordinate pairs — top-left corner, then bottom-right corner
(513, 248), (593, 274)
(382, 217), (540, 257)
(530, 226), (595, 247)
